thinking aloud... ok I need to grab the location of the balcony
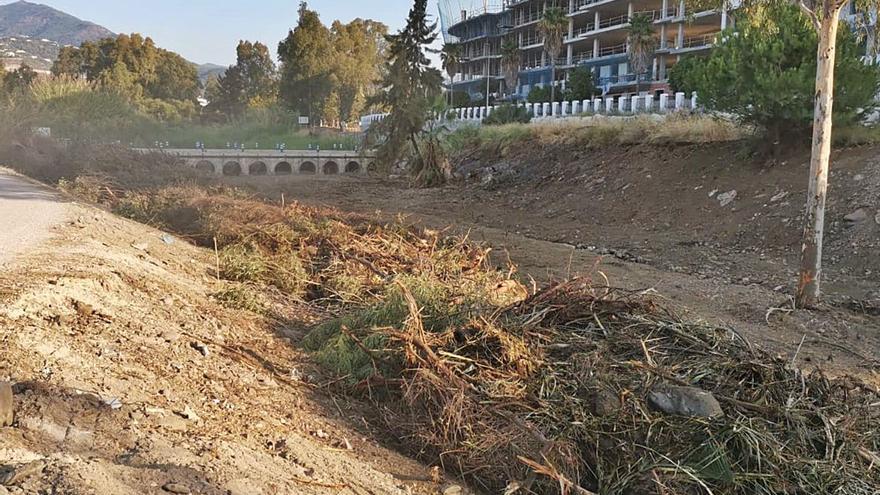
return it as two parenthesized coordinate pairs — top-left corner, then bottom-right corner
(597, 42), (627, 57)
(520, 34), (542, 48)
(515, 11), (543, 26)
(678, 32), (719, 50)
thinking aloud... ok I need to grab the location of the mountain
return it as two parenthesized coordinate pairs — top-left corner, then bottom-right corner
(197, 63), (225, 84)
(0, 0), (114, 46)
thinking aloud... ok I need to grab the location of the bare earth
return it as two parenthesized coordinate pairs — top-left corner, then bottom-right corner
(0, 169), (69, 267)
(0, 201), (448, 494)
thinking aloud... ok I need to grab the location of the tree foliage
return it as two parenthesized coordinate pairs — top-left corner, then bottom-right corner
(367, 0), (443, 178)
(669, 4), (880, 141)
(278, 2), (334, 125)
(500, 38), (520, 98)
(627, 13), (656, 93)
(538, 5), (568, 102)
(50, 33), (199, 120)
(482, 103), (532, 125)
(278, 3), (387, 126)
(208, 41), (277, 120)
(2, 64), (38, 94)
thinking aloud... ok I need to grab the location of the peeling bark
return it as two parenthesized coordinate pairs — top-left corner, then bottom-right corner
(796, 8), (841, 309)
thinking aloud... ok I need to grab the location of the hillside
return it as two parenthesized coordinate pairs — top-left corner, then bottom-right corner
(0, 0), (113, 46)
(0, 35), (59, 71)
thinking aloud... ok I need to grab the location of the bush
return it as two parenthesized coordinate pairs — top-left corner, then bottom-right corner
(482, 103), (532, 125)
(669, 4), (880, 142)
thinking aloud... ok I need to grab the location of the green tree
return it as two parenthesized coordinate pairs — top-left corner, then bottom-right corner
(208, 65), (248, 119)
(537, 5), (568, 104)
(367, 0), (443, 177)
(670, 5), (878, 142)
(234, 40), (278, 106)
(627, 13), (656, 93)
(330, 19), (388, 124)
(440, 43), (461, 106)
(50, 33), (198, 106)
(565, 65), (596, 100)
(3, 64), (38, 94)
(278, 2), (334, 125)
(500, 38), (520, 99)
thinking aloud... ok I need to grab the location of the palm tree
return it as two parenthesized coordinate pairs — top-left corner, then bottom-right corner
(440, 43), (461, 107)
(537, 6), (568, 103)
(500, 38), (520, 100)
(626, 13), (656, 95)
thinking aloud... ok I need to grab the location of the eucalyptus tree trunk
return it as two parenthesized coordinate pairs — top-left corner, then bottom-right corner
(796, 7), (841, 309)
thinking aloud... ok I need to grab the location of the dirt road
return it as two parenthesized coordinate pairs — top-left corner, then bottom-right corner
(0, 169), (68, 267)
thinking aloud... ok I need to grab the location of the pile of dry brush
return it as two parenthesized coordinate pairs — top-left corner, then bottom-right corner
(308, 278), (880, 495)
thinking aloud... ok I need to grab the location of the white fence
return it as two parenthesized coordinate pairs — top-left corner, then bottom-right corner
(360, 91), (699, 130)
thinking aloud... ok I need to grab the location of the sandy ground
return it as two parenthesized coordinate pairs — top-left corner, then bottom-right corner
(0, 200), (456, 495)
(0, 169), (69, 267)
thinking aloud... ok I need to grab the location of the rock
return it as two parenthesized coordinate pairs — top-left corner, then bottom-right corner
(875, 211), (880, 226)
(0, 460), (45, 485)
(162, 482), (189, 494)
(844, 208), (869, 223)
(160, 330), (181, 343)
(190, 342), (209, 357)
(160, 234), (176, 245)
(769, 191), (788, 203)
(442, 485), (463, 495)
(591, 388), (619, 417)
(0, 382), (12, 427)
(647, 385), (724, 418)
(717, 190), (737, 207)
(176, 406), (200, 422)
(854, 173), (865, 181)
(155, 414), (189, 432)
(0, 484), (8, 494)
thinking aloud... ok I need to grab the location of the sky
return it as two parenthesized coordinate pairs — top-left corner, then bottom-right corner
(2, 0), (447, 66)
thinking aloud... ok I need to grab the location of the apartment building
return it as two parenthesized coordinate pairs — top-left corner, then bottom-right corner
(441, 0), (730, 99)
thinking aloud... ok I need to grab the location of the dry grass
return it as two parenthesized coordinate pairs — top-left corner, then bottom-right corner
(446, 114), (750, 158)
(309, 278), (880, 494)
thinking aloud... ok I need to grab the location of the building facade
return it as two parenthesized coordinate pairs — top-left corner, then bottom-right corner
(441, 0), (731, 100)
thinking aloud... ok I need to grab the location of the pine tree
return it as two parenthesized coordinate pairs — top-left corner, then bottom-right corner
(368, 0), (443, 171)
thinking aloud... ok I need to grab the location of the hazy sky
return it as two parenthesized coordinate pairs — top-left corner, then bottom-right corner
(3, 0), (446, 66)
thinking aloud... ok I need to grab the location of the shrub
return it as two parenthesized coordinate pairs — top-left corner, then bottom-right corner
(669, 3), (880, 142)
(482, 103), (532, 125)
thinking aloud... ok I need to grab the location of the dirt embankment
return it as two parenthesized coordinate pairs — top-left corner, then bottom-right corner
(240, 142), (880, 380)
(0, 201), (446, 495)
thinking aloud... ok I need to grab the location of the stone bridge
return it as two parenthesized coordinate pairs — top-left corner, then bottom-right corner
(149, 149), (375, 177)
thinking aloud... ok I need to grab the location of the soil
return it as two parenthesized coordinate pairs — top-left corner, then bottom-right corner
(240, 142), (880, 381)
(0, 203), (452, 494)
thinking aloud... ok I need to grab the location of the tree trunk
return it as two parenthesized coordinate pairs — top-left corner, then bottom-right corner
(550, 59), (556, 105)
(796, 9), (841, 309)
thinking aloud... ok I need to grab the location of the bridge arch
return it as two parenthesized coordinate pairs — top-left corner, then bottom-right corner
(195, 160), (215, 174)
(249, 161), (268, 176)
(323, 161), (339, 175)
(223, 161), (242, 176)
(345, 161), (361, 174)
(300, 161), (316, 174)
(274, 161), (292, 175)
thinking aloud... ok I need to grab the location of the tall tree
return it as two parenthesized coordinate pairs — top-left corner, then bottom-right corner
(500, 38), (521, 99)
(330, 19), (388, 124)
(627, 13), (656, 94)
(278, 2), (334, 125)
(538, 6), (568, 104)
(234, 40), (277, 107)
(440, 42), (461, 106)
(368, 0), (443, 170)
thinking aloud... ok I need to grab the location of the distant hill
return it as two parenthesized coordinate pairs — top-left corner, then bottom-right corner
(0, 0), (114, 46)
(197, 63), (226, 84)
(0, 35), (59, 71)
